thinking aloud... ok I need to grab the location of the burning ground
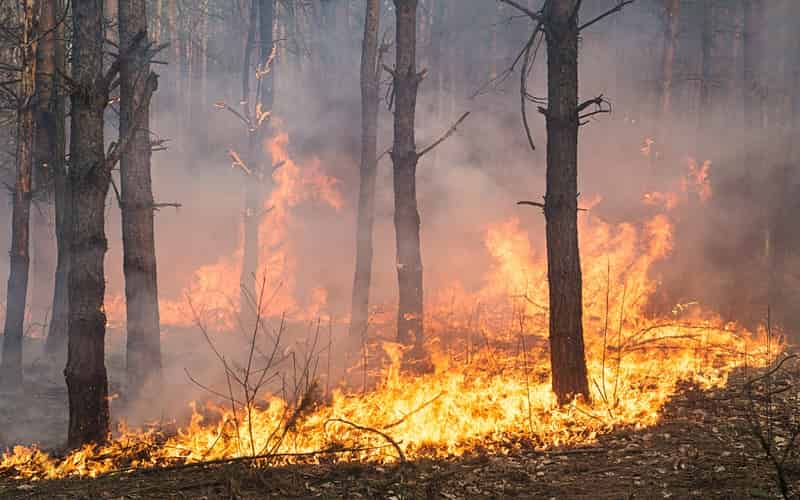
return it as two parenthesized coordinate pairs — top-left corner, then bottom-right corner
(4, 370), (799, 499)
(0, 134), (792, 496)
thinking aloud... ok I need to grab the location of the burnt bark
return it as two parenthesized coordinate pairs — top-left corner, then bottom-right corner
(543, 0), (589, 405)
(0, 0), (39, 389)
(44, 0), (68, 356)
(391, 0), (425, 355)
(349, 0), (380, 341)
(119, 0), (162, 399)
(65, 0), (112, 447)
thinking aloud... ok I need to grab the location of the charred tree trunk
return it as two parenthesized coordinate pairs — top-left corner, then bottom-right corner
(349, 0), (380, 341)
(391, 0), (425, 360)
(543, 0), (589, 405)
(119, 0), (162, 399)
(0, 0), (39, 389)
(659, 0), (680, 119)
(44, 0), (68, 357)
(66, 0), (112, 447)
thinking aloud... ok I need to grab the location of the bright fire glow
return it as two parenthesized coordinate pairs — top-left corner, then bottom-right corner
(1, 140), (772, 481)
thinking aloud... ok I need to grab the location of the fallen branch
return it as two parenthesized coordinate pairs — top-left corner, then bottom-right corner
(325, 418), (407, 463)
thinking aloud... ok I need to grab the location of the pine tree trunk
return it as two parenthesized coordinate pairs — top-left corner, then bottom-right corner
(697, 0), (713, 137)
(429, 0), (445, 169)
(659, 0), (680, 119)
(119, 0), (162, 400)
(167, 0), (180, 146)
(0, 0), (39, 389)
(66, 0), (112, 447)
(239, 0), (274, 312)
(45, 0), (69, 357)
(349, 0), (380, 342)
(391, 0), (425, 360)
(30, 0), (59, 340)
(743, 0), (763, 131)
(544, 0), (589, 405)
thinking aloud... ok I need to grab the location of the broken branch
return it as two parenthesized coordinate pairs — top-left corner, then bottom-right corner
(418, 111), (471, 158)
(579, 0), (636, 31)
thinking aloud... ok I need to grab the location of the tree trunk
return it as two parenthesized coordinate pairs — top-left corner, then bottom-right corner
(66, 0), (112, 447)
(30, 0), (59, 341)
(697, 0), (713, 137)
(391, 0), (425, 359)
(743, 0), (763, 131)
(0, 0), (39, 389)
(239, 0), (274, 312)
(543, 0), (589, 405)
(659, 0), (680, 119)
(45, 0), (69, 357)
(105, 0), (118, 44)
(349, 0), (380, 342)
(166, 0), (180, 146)
(119, 0), (162, 400)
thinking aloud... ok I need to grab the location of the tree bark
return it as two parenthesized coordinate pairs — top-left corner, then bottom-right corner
(659, 0), (680, 119)
(239, 0), (274, 312)
(697, 0), (713, 136)
(119, 0), (162, 400)
(44, 0), (69, 357)
(349, 0), (380, 342)
(66, 0), (112, 447)
(391, 0), (425, 359)
(543, 0), (589, 405)
(30, 0), (59, 342)
(1, 0), (39, 389)
(743, 0), (763, 131)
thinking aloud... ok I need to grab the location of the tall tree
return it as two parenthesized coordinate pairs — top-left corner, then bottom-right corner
(542, 0), (589, 404)
(349, 0), (381, 341)
(43, 0), (69, 357)
(0, 0), (39, 388)
(119, 0), (162, 399)
(66, 0), (112, 446)
(659, 0), (680, 119)
(390, 0), (425, 359)
(742, 0), (763, 131)
(697, 0), (713, 136)
(29, 0), (59, 342)
(238, 0), (275, 313)
(500, 0), (624, 404)
(65, 0), (156, 446)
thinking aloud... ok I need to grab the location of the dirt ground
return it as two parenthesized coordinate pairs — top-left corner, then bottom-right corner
(2, 365), (799, 500)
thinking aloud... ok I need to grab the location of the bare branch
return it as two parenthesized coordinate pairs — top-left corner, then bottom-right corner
(498, 0), (544, 20)
(579, 0), (636, 32)
(104, 72), (158, 173)
(418, 111), (471, 158)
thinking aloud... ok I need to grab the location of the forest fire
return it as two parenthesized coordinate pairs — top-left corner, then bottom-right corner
(104, 130), (344, 331)
(0, 193), (771, 480)
(2, 0), (798, 496)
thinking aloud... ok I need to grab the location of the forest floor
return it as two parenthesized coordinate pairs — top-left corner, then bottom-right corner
(2, 364), (799, 499)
